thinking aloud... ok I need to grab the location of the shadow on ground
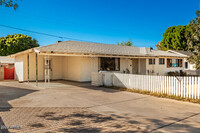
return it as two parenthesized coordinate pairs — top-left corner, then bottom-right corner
(44, 80), (121, 93)
(0, 85), (38, 110)
(111, 112), (200, 133)
(0, 117), (8, 133)
(0, 84), (37, 133)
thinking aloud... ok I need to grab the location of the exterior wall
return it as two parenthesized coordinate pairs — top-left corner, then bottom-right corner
(79, 57), (132, 82)
(188, 64), (196, 70)
(23, 55), (132, 82)
(15, 53), (185, 82)
(146, 57), (184, 76)
(26, 53), (36, 81)
(81, 57), (98, 82)
(18, 53), (64, 82)
(16, 54), (91, 82)
(119, 58), (132, 73)
(62, 56), (82, 82)
(51, 56), (63, 80)
(139, 59), (146, 75)
(38, 55), (44, 80)
(15, 55), (24, 81)
(70, 57), (132, 82)
(0, 67), (4, 80)
(183, 58), (196, 71)
(132, 59), (138, 74)
(23, 53), (45, 81)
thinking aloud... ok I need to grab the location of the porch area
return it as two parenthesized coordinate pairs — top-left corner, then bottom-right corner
(15, 53), (99, 83)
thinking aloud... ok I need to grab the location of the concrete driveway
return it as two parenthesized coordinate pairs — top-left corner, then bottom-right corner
(0, 80), (200, 132)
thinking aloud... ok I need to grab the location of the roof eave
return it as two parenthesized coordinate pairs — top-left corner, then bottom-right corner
(38, 51), (186, 58)
(9, 48), (35, 57)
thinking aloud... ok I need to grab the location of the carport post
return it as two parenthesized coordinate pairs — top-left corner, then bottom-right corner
(27, 54), (29, 83)
(36, 53), (38, 86)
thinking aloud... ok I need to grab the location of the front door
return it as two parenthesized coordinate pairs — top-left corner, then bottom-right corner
(132, 59), (138, 74)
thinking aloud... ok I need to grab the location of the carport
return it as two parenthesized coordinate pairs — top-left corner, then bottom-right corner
(12, 49), (98, 86)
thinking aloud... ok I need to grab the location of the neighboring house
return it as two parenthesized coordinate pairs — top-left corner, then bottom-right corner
(10, 41), (186, 82)
(0, 56), (15, 68)
(168, 50), (200, 75)
(0, 56), (15, 80)
(168, 50), (195, 70)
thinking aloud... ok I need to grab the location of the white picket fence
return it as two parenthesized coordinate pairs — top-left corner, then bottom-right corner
(92, 72), (200, 99)
(112, 73), (200, 99)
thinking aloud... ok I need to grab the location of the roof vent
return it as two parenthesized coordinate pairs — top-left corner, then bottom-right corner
(150, 47), (153, 52)
(57, 41), (62, 43)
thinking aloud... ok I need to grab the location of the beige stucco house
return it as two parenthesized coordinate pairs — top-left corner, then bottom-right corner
(10, 41), (186, 82)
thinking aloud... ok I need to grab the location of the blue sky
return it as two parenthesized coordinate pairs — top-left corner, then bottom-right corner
(0, 0), (199, 48)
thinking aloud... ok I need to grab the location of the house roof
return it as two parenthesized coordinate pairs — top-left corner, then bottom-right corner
(0, 56), (14, 64)
(168, 50), (193, 57)
(33, 40), (185, 58)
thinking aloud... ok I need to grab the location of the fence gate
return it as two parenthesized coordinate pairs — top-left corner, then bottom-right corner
(4, 67), (14, 80)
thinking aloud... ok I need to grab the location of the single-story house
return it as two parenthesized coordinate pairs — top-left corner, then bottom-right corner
(10, 41), (186, 82)
(0, 56), (15, 80)
(168, 50), (200, 75)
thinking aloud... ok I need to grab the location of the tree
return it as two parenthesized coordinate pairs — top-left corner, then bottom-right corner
(186, 10), (200, 69)
(156, 25), (191, 51)
(187, 24), (200, 69)
(156, 10), (200, 69)
(0, 34), (39, 56)
(117, 40), (133, 46)
(189, 10), (200, 24)
(0, 0), (19, 10)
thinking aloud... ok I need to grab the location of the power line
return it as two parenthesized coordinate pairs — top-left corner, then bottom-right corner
(0, 10), (128, 34)
(0, 24), (100, 43)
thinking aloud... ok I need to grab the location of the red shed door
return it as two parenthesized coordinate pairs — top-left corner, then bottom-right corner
(4, 67), (14, 80)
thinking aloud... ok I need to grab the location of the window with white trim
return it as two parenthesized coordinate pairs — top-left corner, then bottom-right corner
(149, 58), (155, 65)
(159, 58), (165, 65)
(99, 57), (120, 71)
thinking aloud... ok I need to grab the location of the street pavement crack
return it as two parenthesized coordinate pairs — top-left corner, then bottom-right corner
(86, 96), (149, 108)
(150, 113), (200, 132)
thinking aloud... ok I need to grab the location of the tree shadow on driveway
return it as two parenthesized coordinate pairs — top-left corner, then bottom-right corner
(147, 113), (200, 133)
(0, 84), (37, 133)
(0, 85), (38, 111)
(0, 116), (8, 133)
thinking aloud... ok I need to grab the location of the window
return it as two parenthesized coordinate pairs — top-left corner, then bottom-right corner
(176, 59), (180, 67)
(185, 62), (188, 69)
(99, 57), (120, 71)
(149, 58), (155, 65)
(159, 58), (165, 65)
(167, 59), (183, 68)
